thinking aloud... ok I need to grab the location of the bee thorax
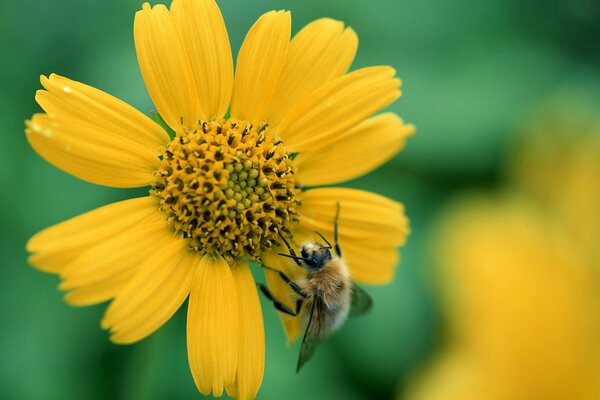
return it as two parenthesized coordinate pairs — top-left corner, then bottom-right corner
(301, 257), (352, 322)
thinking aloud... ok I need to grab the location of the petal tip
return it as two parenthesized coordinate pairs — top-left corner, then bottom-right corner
(63, 291), (80, 306)
(34, 88), (45, 98)
(345, 25), (358, 39)
(108, 332), (137, 345)
(26, 253), (39, 267)
(100, 319), (111, 331)
(25, 232), (41, 252)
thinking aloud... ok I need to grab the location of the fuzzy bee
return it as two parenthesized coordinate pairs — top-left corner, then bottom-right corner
(259, 205), (372, 372)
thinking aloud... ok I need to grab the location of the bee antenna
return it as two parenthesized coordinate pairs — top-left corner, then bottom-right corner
(313, 231), (332, 249)
(334, 202), (342, 257)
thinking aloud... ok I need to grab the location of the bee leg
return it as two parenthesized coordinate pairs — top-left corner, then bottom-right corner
(277, 270), (308, 298)
(334, 201), (342, 257)
(295, 297), (303, 314)
(260, 263), (307, 298)
(257, 283), (303, 316)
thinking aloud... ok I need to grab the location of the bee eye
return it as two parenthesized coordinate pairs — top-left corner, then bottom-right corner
(300, 248), (309, 258)
(305, 258), (318, 269)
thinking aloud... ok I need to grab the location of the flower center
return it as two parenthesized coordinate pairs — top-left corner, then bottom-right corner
(152, 119), (299, 262)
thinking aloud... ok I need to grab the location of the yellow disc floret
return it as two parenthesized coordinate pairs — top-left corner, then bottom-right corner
(152, 119), (299, 262)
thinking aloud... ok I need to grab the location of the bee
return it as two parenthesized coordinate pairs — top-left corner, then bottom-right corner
(258, 204), (372, 372)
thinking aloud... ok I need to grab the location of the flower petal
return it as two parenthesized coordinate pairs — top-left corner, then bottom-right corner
(275, 66), (401, 152)
(134, 3), (200, 131)
(299, 188), (409, 246)
(226, 262), (265, 400)
(187, 255), (238, 396)
(26, 113), (160, 188)
(36, 74), (169, 151)
(63, 280), (128, 306)
(35, 198), (172, 306)
(27, 197), (160, 273)
(59, 217), (174, 306)
(342, 241), (399, 284)
(171, 0), (233, 120)
(296, 113), (414, 185)
(267, 18), (358, 127)
(298, 188), (407, 284)
(101, 237), (195, 344)
(230, 10), (291, 123)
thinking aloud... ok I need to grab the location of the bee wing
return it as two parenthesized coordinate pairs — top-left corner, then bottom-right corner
(296, 294), (325, 373)
(349, 283), (372, 317)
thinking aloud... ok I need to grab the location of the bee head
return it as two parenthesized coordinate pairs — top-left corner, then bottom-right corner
(300, 242), (332, 271)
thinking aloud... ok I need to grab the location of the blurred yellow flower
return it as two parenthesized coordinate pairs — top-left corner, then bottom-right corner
(509, 97), (600, 263)
(25, 0), (412, 398)
(405, 102), (600, 400)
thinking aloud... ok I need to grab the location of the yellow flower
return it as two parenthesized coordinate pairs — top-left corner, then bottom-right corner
(404, 102), (600, 400)
(25, 0), (412, 398)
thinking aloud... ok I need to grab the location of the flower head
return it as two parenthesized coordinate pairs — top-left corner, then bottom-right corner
(25, 0), (412, 398)
(152, 118), (299, 262)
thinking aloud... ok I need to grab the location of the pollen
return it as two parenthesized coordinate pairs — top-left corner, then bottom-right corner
(152, 119), (299, 262)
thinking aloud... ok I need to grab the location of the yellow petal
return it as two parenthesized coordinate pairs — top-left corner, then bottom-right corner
(134, 3), (200, 131)
(230, 10), (291, 123)
(296, 113), (414, 185)
(37, 74), (169, 151)
(299, 188), (409, 246)
(171, 0), (233, 120)
(187, 255), (238, 396)
(61, 278), (124, 306)
(226, 262), (265, 400)
(343, 241), (399, 284)
(101, 238), (195, 344)
(64, 279), (130, 306)
(298, 188), (407, 284)
(27, 197), (160, 273)
(60, 210), (173, 306)
(59, 218), (172, 290)
(26, 113), (160, 188)
(275, 66), (401, 152)
(267, 18), (358, 127)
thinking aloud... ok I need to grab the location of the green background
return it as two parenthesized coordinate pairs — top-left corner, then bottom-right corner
(1, 0), (599, 399)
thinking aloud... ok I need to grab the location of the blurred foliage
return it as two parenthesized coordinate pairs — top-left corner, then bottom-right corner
(1, 0), (599, 399)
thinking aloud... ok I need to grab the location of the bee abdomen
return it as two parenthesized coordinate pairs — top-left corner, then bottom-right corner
(323, 301), (351, 335)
